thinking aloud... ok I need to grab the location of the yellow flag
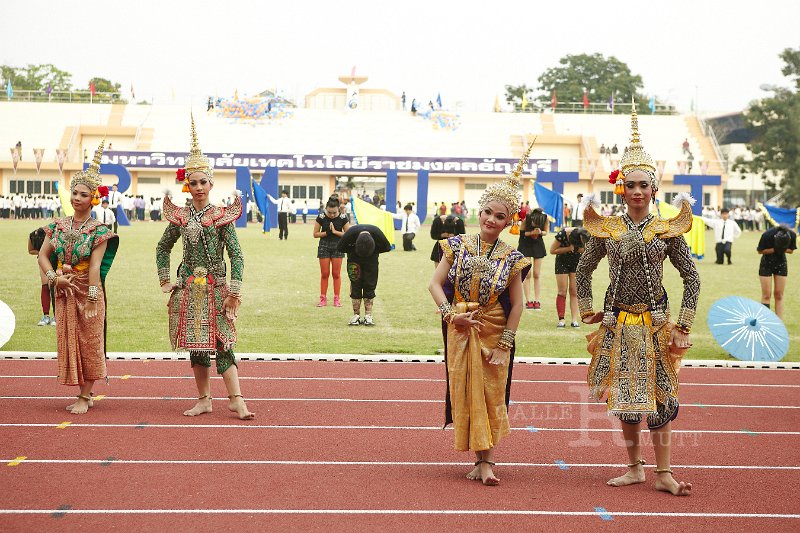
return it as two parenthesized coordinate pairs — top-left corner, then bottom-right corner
(657, 201), (706, 260)
(494, 94), (501, 112)
(57, 177), (74, 216)
(234, 88), (239, 100)
(521, 92), (529, 110)
(351, 198), (396, 249)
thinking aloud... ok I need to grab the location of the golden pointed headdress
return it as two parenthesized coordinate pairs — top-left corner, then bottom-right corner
(479, 139), (535, 216)
(71, 139), (105, 193)
(183, 113), (214, 180)
(619, 99), (656, 179)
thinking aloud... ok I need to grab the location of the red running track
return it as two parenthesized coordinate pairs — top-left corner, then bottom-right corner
(0, 359), (799, 532)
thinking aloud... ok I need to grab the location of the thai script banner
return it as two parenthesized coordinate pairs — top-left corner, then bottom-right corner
(102, 152), (557, 175)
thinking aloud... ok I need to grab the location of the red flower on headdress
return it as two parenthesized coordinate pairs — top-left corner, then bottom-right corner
(176, 168), (186, 181)
(98, 185), (109, 197)
(608, 169), (620, 185)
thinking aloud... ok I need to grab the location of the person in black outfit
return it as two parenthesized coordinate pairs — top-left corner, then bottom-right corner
(313, 198), (350, 308)
(518, 208), (548, 309)
(337, 224), (392, 326)
(550, 227), (589, 327)
(430, 214), (465, 266)
(758, 225), (797, 319)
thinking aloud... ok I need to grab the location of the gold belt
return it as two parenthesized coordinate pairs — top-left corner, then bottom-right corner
(455, 301), (483, 318)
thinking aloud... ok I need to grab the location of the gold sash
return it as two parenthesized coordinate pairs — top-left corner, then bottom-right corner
(446, 301), (510, 451)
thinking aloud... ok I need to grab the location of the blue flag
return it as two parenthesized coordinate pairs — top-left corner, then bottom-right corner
(648, 96), (656, 114)
(607, 94), (614, 112)
(250, 179), (271, 232)
(533, 182), (564, 229)
(760, 203), (799, 231)
(436, 93), (442, 109)
(6, 80), (12, 100)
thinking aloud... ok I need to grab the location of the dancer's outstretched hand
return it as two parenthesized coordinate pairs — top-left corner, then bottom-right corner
(668, 329), (693, 350)
(488, 347), (510, 366)
(56, 274), (77, 291)
(223, 295), (240, 321)
(160, 282), (177, 294)
(582, 311), (603, 324)
(453, 311), (482, 332)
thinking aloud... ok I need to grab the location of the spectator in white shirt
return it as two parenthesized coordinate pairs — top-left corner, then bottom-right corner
(703, 208), (742, 265)
(573, 194), (585, 227)
(92, 198), (116, 229)
(107, 184), (122, 231)
(267, 190), (292, 240)
(392, 203), (421, 251)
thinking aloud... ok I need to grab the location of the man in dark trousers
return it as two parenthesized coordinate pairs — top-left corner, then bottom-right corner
(393, 203), (420, 251)
(337, 224), (392, 326)
(268, 190), (292, 240)
(702, 208), (741, 265)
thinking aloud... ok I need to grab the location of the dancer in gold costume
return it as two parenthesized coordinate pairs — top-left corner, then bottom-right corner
(38, 140), (119, 414)
(577, 103), (699, 496)
(429, 143), (532, 486)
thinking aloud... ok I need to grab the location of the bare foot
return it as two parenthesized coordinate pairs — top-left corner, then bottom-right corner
(479, 461), (499, 486)
(466, 465), (481, 481)
(228, 396), (255, 420)
(655, 472), (692, 496)
(69, 397), (91, 415)
(65, 398), (94, 411)
(607, 464), (646, 487)
(183, 397), (213, 417)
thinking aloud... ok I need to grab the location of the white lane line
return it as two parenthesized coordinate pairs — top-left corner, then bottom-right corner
(0, 423), (798, 434)
(3, 459), (799, 470)
(2, 375), (799, 388)
(0, 509), (798, 518)
(2, 396), (798, 410)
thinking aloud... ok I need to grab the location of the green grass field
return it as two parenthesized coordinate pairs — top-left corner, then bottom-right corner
(0, 218), (797, 360)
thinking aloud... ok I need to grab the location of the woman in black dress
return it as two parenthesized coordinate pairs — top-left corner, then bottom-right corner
(313, 198), (350, 307)
(550, 227), (589, 327)
(518, 208), (548, 309)
(757, 225), (796, 319)
(430, 214), (465, 266)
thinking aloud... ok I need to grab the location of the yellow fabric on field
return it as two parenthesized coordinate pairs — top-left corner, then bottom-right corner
(657, 201), (705, 259)
(351, 197), (396, 249)
(57, 177), (74, 216)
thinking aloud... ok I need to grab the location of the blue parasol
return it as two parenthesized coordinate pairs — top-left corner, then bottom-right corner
(707, 296), (789, 361)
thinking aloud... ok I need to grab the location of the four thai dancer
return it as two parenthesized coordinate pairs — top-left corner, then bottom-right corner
(576, 105), (699, 496)
(429, 142), (532, 486)
(156, 116), (254, 420)
(37, 140), (119, 414)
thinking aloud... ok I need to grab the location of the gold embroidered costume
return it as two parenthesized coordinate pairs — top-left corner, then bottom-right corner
(438, 142), (533, 451)
(576, 106), (700, 428)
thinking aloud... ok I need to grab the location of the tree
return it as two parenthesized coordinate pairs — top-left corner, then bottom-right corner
(0, 63), (72, 91)
(733, 48), (800, 205)
(535, 53), (645, 108)
(504, 84), (536, 111)
(89, 77), (121, 93)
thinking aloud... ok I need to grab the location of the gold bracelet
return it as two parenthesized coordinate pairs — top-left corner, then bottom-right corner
(46, 270), (57, 287)
(675, 324), (691, 334)
(87, 285), (99, 302)
(438, 302), (456, 323)
(497, 328), (515, 349)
